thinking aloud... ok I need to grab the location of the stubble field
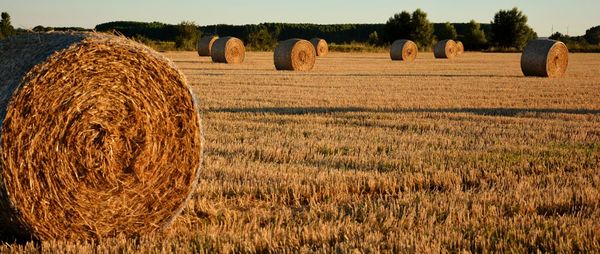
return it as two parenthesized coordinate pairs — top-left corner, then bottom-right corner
(3, 51), (600, 252)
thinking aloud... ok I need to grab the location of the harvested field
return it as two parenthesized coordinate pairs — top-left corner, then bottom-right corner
(3, 52), (600, 253)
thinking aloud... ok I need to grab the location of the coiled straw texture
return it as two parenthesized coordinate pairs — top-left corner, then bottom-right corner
(390, 40), (418, 62)
(0, 32), (203, 241)
(434, 39), (458, 59)
(211, 37), (245, 64)
(521, 39), (569, 78)
(456, 41), (464, 55)
(274, 39), (316, 71)
(310, 38), (328, 57)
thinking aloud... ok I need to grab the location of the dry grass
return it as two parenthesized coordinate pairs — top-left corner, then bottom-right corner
(2, 51), (600, 253)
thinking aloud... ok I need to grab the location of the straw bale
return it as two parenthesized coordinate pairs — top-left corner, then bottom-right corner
(197, 36), (218, 56)
(310, 38), (328, 57)
(456, 41), (464, 55)
(390, 39), (418, 61)
(274, 39), (316, 71)
(0, 32), (203, 240)
(211, 37), (245, 64)
(521, 39), (569, 77)
(434, 39), (458, 59)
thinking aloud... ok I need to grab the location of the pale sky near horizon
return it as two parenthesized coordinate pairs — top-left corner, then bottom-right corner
(2, 0), (599, 36)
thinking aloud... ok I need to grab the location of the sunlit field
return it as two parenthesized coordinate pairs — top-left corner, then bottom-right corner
(3, 51), (600, 252)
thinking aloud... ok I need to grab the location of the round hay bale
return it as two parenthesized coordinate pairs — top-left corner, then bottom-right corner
(197, 36), (218, 56)
(310, 38), (328, 57)
(456, 41), (464, 55)
(521, 39), (569, 78)
(434, 39), (458, 59)
(211, 36), (245, 64)
(0, 32), (203, 240)
(390, 39), (418, 62)
(274, 39), (316, 71)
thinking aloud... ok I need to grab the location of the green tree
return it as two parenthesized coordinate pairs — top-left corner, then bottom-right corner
(436, 22), (457, 40)
(174, 21), (200, 50)
(461, 20), (488, 50)
(549, 32), (569, 41)
(0, 12), (16, 39)
(384, 11), (411, 43)
(410, 9), (435, 48)
(584, 25), (600, 45)
(490, 7), (537, 49)
(248, 26), (278, 51)
(368, 31), (379, 45)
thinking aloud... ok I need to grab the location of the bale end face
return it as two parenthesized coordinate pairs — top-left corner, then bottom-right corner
(274, 39), (316, 71)
(310, 38), (328, 57)
(434, 39), (458, 59)
(0, 32), (203, 240)
(211, 37), (245, 64)
(456, 41), (464, 55)
(521, 39), (569, 78)
(390, 40), (418, 62)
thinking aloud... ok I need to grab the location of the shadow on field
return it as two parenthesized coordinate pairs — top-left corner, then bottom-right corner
(181, 67), (278, 72)
(172, 60), (205, 64)
(339, 73), (522, 78)
(211, 107), (600, 117)
(187, 72), (521, 78)
(0, 235), (33, 245)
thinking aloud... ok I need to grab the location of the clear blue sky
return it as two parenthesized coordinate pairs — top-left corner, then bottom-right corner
(2, 0), (599, 36)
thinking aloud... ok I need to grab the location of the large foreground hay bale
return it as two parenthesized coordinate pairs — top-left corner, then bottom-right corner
(521, 39), (569, 78)
(274, 39), (316, 71)
(456, 41), (464, 55)
(434, 39), (458, 59)
(310, 38), (328, 57)
(211, 36), (245, 64)
(197, 36), (218, 56)
(390, 39), (418, 62)
(0, 32), (203, 240)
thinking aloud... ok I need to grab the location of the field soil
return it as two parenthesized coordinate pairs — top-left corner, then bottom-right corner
(4, 52), (600, 253)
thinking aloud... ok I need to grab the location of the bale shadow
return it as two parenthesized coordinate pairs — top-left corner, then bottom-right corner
(172, 60), (206, 64)
(210, 107), (600, 117)
(181, 67), (274, 72)
(0, 234), (36, 245)
(186, 72), (521, 78)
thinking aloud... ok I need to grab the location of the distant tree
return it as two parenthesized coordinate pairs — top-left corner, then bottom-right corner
(410, 9), (435, 48)
(33, 25), (46, 32)
(174, 21), (200, 50)
(584, 25), (600, 45)
(549, 32), (569, 41)
(436, 22), (457, 40)
(248, 26), (278, 51)
(33, 25), (54, 32)
(490, 7), (537, 49)
(384, 11), (411, 43)
(368, 31), (379, 45)
(0, 12), (16, 39)
(461, 20), (488, 50)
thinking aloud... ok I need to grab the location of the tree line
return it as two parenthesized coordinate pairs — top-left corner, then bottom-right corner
(1, 8), (599, 52)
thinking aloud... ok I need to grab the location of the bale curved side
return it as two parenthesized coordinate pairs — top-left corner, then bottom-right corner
(274, 39), (316, 71)
(197, 36), (218, 56)
(521, 39), (569, 78)
(310, 38), (328, 57)
(211, 37), (245, 64)
(390, 40), (418, 62)
(0, 32), (203, 241)
(434, 39), (458, 59)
